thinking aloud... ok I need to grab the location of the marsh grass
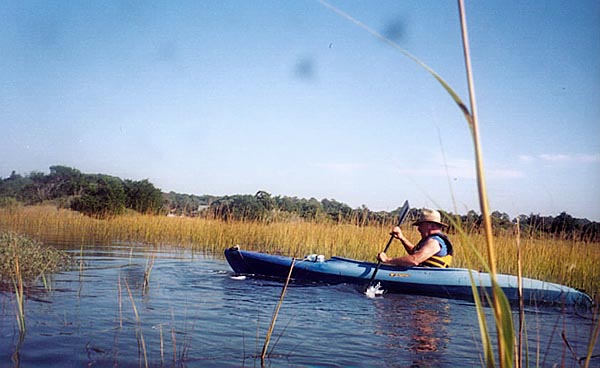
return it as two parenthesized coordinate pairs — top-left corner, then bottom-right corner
(0, 231), (74, 353)
(1, 205), (597, 297)
(0, 230), (73, 283)
(0, 231), (73, 336)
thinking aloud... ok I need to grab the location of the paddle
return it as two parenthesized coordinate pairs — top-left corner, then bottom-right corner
(366, 200), (410, 292)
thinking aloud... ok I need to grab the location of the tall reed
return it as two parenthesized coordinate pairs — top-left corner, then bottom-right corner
(261, 258), (295, 364)
(457, 2), (514, 366)
(124, 277), (148, 368)
(12, 253), (26, 334)
(142, 253), (155, 296)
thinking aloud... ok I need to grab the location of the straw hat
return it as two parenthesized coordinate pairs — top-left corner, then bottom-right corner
(412, 208), (447, 227)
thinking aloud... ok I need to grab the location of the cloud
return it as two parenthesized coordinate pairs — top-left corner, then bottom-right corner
(520, 153), (600, 164)
(539, 154), (570, 162)
(573, 154), (600, 163)
(518, 155), (535, 162)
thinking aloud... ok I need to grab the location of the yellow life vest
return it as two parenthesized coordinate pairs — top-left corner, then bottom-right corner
(415, 233), (454, 268)
(421, 254), (453, 268)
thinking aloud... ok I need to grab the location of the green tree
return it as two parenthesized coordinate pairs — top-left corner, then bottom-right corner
(582, 221), (600, 242)
(255, 191), (274, 211)
(124, 179), (164, 214)
(48, 165), (84, 198)
(321, 198), (352, 223)
(71, 175), (126, 217)
(490, 211), (512, 232)
(20, 171), (51, 203)
(274, 195), (299, 213)
(551, 212), (576, 238)
(0, 171), (32, 200)
(209, 194), (267, 221)
(299, 198), (323, 221)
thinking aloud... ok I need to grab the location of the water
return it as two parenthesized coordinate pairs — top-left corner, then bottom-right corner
(1, 242), (597, 367)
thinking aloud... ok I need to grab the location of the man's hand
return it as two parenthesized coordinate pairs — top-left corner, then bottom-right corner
(390, 226), (403, 239)
(377, 252), (390, 263)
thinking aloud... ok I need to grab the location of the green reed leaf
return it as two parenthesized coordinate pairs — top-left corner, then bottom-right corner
(492, 283), (515, 368)
(468, 271), (495, 368)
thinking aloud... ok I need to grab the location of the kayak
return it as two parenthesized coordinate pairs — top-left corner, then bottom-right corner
(224, 246), (593, 307)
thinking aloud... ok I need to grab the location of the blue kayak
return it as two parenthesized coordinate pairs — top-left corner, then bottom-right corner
(224, 246), (593, 307)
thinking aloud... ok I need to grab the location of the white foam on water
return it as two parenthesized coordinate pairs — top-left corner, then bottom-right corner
(365, 282), (385, 298)
(230, 275), (247, 280)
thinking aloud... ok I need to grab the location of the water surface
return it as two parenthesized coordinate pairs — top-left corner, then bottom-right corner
(1, 242), (597, 367)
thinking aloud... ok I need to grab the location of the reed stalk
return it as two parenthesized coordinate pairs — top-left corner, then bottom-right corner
(124, 277), (148, 368)
(171, 309), (177, 364)
(158, 323), (165, 365)
(117, 274), (123, 328)
(515, 220), (526, 368)
(12, 253), (26, 334)
(78, 243), (84, 298)
(261, 258), (295, 364)
(10, 330), (25, 366)
(457, 2), (514, 367)
(142, 253), (155, 296)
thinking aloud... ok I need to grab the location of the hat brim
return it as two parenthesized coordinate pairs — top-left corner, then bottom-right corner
(412, 220), (448, 227)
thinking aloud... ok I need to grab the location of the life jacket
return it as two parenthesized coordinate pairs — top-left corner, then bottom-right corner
(414, 233), (454, 268)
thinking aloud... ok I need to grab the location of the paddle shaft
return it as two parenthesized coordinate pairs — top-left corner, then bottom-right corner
(368, 200), (410, 286)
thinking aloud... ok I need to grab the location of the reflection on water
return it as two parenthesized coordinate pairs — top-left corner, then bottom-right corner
(0, 242), (598, 367)
(372, 294), (451, 367)
(410, 307), (446, 352)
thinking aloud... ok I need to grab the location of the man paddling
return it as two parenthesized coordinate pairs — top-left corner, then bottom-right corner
(377, 208), (453, 268)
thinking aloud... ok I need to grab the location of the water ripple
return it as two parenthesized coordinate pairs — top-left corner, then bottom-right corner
(0, 244), (597, 367)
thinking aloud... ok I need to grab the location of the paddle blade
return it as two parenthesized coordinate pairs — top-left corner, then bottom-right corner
(396, 200), (410, 226)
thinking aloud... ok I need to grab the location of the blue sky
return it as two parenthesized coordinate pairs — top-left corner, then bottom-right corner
(1, 1), (599, 220)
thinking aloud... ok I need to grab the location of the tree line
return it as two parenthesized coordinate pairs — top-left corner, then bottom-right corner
(0, 166), (163, 217)
(1, 165), (598, 241)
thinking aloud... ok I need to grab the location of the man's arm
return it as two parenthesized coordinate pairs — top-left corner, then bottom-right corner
(378, 238), (441, 267)
(391, 226), (416, 254)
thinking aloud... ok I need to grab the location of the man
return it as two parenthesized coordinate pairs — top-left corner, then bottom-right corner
(378, 208), (453, 268)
